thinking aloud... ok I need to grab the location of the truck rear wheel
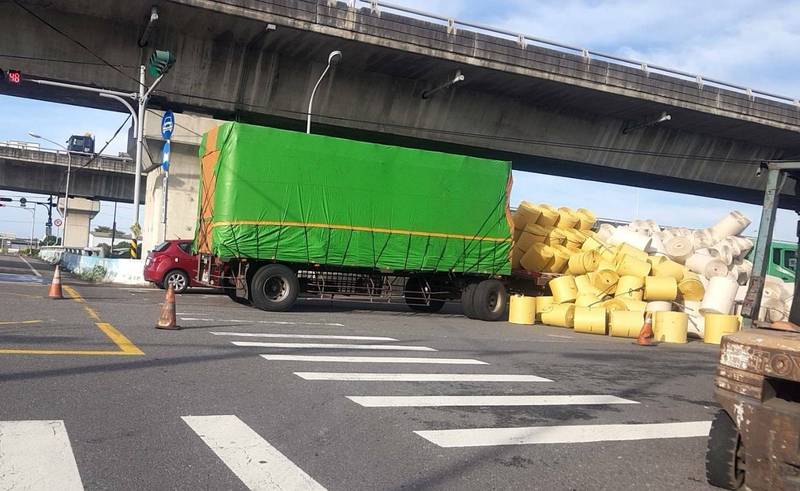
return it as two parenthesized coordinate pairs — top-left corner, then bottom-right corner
(251, 264), (299, 312)
(706, 410), (745, 490)
(472, 279), (508, 321)
(404, 277), (445, 313)
(461, 283), (478, 319)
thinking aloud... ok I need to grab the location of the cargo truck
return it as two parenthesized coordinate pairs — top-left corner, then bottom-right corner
(193, 123), (542, 321)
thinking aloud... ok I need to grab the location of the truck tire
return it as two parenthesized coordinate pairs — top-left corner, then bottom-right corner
(251, 264), (299, 312)
(472, 279), (508, 321)
(461, 283), (478, 319)
(404, 277), (445, 313)
(706, 410), (745, 490)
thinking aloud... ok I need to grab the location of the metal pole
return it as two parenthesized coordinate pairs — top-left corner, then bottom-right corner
(31, 207), (36, 250)
(131, 65), (146, 259)
(63, 151), (71, 246)
(307, 63), (332, 134)
(111, 201), (117, 251)
(162, 169), (169, 240)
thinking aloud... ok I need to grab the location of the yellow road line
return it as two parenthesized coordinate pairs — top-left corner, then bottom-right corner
(0, 284), (145, 356)
(0, 320), (42, 326)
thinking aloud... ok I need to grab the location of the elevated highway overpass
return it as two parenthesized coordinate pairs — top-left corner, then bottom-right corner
(1, 0), (799, 251)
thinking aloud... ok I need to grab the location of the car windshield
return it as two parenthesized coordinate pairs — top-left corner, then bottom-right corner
(153, 241), (171, 253)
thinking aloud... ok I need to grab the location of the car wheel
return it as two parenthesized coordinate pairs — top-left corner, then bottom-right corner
(164, 269), (190, 294)
(251, 264), (299, 312)
(472, 279), (508, 321)
(706, 410), (746, 490)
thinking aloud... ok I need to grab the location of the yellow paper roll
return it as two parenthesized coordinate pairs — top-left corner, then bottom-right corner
(619, 298), (647, 311)
(563, 229), (587, 250)
(511, 246), (524, 270)
(678, 273), (706, 301)
(512, 201), (542, 230)
(521, 243), (554, 272)
(644, 276), (678, 301)
(556, 207), (580, 229)
(546, 247), (571, 274)
(549, 275), (578, 304)
(576, 208), (596, 230)
(516, 223), (549, 252)
(581, 235), (606, 252)
(609, 310), (645, 338)
(654, 312), (688, 343)
(535, 296), (554, 321)
(591, 269), (620, 294)
(574, 274), (601, 295)
(599, 245), (619, 263)
(575, 294), (603, 307)
(615, 243), (649, 263)
(602, 297), (629, 312)
(616, 254), (652, 277)
(646, 255), (667, 267)
(615, 275), (645, 300)
(574, 306), (607, 335)
(536, 204), (560, 227)
(508, 295), (537, 325)
(546, 228), (567, 247)
(568, 250), (600, 275)
(651, 259), (685, 281)
(540, 303), (575, 328)
(703, 314), (740, 344)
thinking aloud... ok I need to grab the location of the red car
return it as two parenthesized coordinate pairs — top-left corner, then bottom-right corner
(143, 240), (202, 293)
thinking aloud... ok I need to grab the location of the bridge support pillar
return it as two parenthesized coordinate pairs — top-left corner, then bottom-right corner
(58, 197), (100, 248)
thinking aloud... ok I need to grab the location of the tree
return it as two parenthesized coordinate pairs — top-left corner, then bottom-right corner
(41, 235), (59, 246)
(93, 225), (114, 234)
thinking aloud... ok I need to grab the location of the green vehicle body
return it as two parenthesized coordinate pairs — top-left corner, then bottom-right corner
(748, 240), (797, 283)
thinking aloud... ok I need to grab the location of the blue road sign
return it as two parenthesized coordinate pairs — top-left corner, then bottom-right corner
(161, 110), (175, 140)
(162, 140), (171, 171)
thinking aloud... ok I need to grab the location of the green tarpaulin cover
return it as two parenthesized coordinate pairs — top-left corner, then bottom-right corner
(195, 123), (512, 275)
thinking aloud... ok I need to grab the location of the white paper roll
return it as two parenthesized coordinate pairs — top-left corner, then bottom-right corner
(683, 300), (704, 338)
(733, 237), (753, 259)
(700, 276), (739, 315)
(608, 227), (652, 251)
(596, 223), (615, 242)
(646, 301), (672, 312)
(709, 211), (751, 241)
(646, 233), (667, 255)
(686, 253), (728, 278)
(664, 236), (693, 264)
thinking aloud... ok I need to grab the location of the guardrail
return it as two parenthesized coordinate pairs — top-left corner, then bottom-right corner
(339, 0), (799, 107)
(0, 144), (135, 174)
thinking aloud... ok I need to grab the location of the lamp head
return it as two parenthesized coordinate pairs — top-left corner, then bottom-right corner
(328, 50), (342, 66)
(28, 132), (41, 139)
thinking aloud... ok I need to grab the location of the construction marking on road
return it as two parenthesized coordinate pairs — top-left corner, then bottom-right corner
(233, 341), (436, 351)
(414, 421), (714, 448)
(182, 317), (345, 327)
(17, 255), (42, 278)
(182, 415), (327, 491)
(295, 372), (553, 382)
(262, 354), (488, 365)
(212, 332), (398, 342)
(0, 420), (84, 490)
(0, 319), (43, 326)
(0, 285), (143, 356)
(347, 395), (638, 407)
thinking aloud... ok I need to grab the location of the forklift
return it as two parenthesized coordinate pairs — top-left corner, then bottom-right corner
(706, 161), (800, 490)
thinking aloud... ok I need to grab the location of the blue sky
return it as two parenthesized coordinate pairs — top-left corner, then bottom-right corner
(1, 0), (799, 242)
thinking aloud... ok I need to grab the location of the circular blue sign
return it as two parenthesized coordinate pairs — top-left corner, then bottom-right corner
(161, 110), (175, 140)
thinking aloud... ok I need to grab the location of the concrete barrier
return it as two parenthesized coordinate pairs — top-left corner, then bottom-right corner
(39, 248), (147, 285)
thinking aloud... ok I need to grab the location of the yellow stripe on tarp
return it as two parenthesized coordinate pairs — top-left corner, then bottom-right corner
(210, 220), (513, 243)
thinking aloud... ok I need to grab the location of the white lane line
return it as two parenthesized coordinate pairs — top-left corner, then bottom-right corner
(294, 372), (553, 382)
(180, 318), (344, 327)
(347, 395), (638, 407)
(182, 415), (326, 490)
(262, 355), (488, 365)
(0, 420), (84, 490)
(212, 332), (398, 342)
(233, 341), (435, 351)
(546, 334), (573, 339)
(414, 421), (713, 448)
(17, 255), (42, 277)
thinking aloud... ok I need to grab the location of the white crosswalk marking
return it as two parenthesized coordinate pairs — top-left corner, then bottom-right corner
(233, 341), (436, 351)
(0, 420), (84, 490)
(183, 415), (326, 491)
(262, 354), (487, 364)
(294, 372), (552, 382)
(347, 395), (638, 407)
(212, 332), (398, 341)
(414, 421), (713, 448)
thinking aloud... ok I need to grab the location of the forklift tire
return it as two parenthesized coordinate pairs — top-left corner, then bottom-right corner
(472, 279), (508, 322)
(461, 283), (478, 319)
(251, 264), (299, 312)
(706, 410), (746, 490)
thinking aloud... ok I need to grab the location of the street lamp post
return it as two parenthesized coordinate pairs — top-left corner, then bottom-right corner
(29, 133), (71, 246)
(307, 50), (342, 135)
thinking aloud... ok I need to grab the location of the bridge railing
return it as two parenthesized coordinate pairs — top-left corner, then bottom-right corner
(344, 0), (799, 107)
(0, 144), (135, 174)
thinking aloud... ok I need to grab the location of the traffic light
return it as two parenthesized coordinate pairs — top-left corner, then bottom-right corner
(5, 69), (21, 85)
(147, 50), (175, 77)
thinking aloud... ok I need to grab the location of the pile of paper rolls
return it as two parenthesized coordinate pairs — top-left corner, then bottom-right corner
(510, 205), (789, 341)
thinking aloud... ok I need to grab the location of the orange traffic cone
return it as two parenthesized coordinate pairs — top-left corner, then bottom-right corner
(636, 312), (656, 346)
(155, 285), (180, 330)
(48, 265), (64, 299)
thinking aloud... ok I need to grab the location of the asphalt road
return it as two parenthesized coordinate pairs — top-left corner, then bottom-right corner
(0, 254), (723, 490)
